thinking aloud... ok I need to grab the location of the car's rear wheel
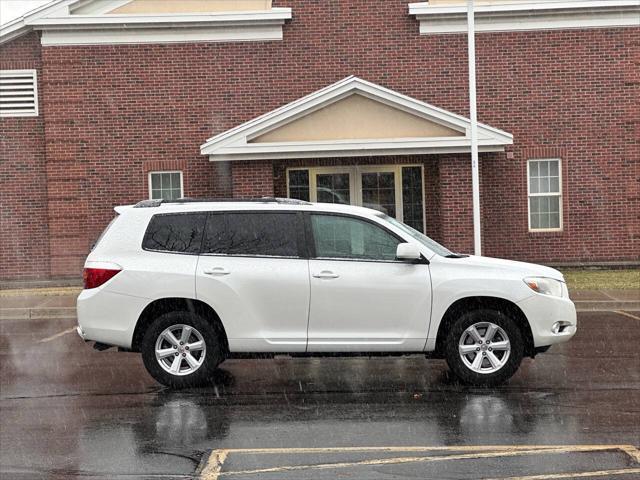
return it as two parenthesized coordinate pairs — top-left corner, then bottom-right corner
(444, 309), (524, 386)
(141, 311), (225, 388)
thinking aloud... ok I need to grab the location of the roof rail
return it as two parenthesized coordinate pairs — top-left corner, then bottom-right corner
(133, 199), (164, 208)
(133, 197), (311, 208)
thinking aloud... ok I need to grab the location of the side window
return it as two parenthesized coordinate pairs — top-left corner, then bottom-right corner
(202, 212), (300, 257)
(142, 213), (206, 254)
(311, 214), (401, 261)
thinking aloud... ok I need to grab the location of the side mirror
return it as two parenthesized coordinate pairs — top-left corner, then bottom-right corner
(396, 243), (422, 262)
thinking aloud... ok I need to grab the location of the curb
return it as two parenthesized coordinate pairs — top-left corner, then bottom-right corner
(0, 287), (81, 298)
(574, 301), (640, 312)
(0, 307), (77, 320)
(0, 279), (82, 290)
(1, 303), (639, 321)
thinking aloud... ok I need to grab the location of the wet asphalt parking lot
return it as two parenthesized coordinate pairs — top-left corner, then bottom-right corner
(1, 310), (639, 479)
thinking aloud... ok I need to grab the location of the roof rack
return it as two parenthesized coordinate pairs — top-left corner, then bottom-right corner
(133, 197), (312, 208)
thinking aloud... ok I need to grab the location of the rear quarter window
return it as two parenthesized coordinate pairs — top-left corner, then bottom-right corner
(142, 213), (207, 254)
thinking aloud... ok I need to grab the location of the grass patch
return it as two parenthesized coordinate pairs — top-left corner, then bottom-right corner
(561, 269), (640, 290)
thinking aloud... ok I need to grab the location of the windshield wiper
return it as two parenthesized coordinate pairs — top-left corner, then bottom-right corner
(445, 253), (469, 258)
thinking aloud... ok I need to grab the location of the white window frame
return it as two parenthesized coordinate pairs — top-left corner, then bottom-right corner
(0, 69), (39, 118)
(286, 165), (426, 233)
(148, 171), (184, 201)
(527, 159), (563, 232)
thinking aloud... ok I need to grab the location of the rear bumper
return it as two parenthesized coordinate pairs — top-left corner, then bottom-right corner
(76, 288), (149, 349)
(517, 293), (577, 348)
(76, 325), (87, 340)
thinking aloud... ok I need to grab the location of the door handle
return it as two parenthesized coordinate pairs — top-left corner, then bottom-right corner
(203, 267), (230, 276)
(312, 271), (340, 279)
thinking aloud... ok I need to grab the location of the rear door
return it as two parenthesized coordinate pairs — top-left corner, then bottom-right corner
(195, 211), (310, 352)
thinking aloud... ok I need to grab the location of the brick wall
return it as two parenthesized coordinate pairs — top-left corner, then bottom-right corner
(0, 33), (50, 279)
(232, 160), (274, 197)
(1, 1), (638, 279)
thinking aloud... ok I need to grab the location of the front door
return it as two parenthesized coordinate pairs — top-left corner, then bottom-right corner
(306, 213), (431, 352)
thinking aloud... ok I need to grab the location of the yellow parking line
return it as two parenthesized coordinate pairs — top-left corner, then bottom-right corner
(222, 444), (621, 455)
(214, 446), (627, 477)
(485, 468), (640, 480)
(620, 445), (640, 463)
(615, 310), (640, 321)
(198, 444), (640, 479)
(199, 450), (228, 480)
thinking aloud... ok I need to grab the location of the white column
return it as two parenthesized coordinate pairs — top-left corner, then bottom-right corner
(467, 0), (482, 256)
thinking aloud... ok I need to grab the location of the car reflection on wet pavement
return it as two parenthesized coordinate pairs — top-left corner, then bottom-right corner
(1, 311), (639, 479)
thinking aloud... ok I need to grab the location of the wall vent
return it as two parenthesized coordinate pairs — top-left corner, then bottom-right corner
(0, 70), (38, 117)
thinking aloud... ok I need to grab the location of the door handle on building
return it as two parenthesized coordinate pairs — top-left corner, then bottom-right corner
(312, 271), (339, 279)
(203, 267), (230, 276)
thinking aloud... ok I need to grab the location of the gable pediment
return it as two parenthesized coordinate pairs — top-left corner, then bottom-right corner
(201, 76), (513, 161)
(250, 94), (464, 143)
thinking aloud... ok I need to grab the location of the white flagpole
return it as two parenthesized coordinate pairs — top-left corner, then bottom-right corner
(467, 0), (482, 256)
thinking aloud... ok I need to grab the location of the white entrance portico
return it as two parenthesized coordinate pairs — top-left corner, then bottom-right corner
(201, 76), (513, 234)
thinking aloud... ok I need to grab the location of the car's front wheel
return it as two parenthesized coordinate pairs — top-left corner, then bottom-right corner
(444, 309), (524, 386)
(141, 311), (225, 388)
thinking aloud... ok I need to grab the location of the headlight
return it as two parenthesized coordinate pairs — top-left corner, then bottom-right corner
(524, 277), (565, 298)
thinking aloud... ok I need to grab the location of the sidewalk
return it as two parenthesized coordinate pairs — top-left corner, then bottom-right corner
(570, 289), (640, 311)
(0, 287), (79, 320)
(0, 286), (638, 320)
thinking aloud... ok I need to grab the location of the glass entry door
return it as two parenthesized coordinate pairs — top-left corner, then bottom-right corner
(360, 169), (397, 218)
(316, 172), (351, 205)
(288, 165), (425, 233)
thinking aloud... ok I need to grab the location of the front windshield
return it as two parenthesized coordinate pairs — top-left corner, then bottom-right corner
(377, 213), (453, 257)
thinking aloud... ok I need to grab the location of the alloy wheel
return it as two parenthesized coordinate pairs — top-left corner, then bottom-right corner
(154, 324), (206, 376)
(458, 321), (511, 375)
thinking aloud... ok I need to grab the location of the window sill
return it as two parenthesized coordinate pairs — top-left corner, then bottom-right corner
(528, 228), (564, 234)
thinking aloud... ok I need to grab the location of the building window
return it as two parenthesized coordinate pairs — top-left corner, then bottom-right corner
(149, 171), (183, 201)
(287, 165), (425, 233)
(401, 166), (424, 233)
(0, 70), (38, 117)
(528, 159), (562, 231)
(287, 169), (310, 202)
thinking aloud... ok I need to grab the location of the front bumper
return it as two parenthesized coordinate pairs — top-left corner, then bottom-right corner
(517, 293), (577, 348)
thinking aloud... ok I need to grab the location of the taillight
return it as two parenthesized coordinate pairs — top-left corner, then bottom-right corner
(83, 268), (121, 289)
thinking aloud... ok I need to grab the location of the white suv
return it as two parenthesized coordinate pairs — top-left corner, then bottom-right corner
(77, 198), (577, 388)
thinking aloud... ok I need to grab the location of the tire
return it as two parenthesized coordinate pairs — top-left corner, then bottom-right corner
(141, 310), (225, 388)
(444, 309), (524, 387)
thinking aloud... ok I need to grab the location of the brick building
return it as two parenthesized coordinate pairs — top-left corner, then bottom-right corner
(1, 0), (638, 280)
